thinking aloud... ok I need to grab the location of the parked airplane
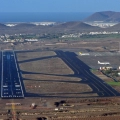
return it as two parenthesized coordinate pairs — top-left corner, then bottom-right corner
(98, 61), (110, 65)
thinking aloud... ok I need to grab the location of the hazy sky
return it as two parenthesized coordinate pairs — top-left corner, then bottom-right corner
(0, 0), (120, 12)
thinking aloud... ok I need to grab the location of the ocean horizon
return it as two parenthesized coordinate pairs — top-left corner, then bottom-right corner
(0, 12), (92, 23)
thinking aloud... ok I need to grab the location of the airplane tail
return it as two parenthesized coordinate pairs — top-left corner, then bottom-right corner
(98, 61), (100, 64)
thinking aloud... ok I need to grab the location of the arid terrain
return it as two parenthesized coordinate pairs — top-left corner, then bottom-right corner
(1, 39), (120, 120)
(17, 51), (96, 98)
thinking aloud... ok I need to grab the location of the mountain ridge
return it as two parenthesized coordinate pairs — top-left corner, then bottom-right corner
(84, 11), (120, 22)
(54, 21), (99, 29)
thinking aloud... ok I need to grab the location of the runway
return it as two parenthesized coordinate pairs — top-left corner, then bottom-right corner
(1, 51), (24, 98)
(55, 50), (120, 97)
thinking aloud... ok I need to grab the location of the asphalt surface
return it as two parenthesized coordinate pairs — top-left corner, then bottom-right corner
(1, 51), (24, 98)
(55, 50), (120, 97)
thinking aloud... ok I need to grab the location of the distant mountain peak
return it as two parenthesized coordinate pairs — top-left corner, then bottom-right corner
(84, 11), (120, 22)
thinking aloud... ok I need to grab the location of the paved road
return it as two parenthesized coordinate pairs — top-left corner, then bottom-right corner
(1, 51), (24, 98)
(55, 50), (120, 97)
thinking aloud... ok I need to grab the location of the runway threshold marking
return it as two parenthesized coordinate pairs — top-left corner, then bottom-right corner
(1, 50), (24, 98)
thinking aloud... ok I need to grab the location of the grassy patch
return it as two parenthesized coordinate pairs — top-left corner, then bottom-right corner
(107, 82), (120, 86)
(81, 34), (120, 39)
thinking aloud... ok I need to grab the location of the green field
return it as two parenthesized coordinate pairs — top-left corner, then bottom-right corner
(81, 34), (120, 39)
(107, 82), (120, 86)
